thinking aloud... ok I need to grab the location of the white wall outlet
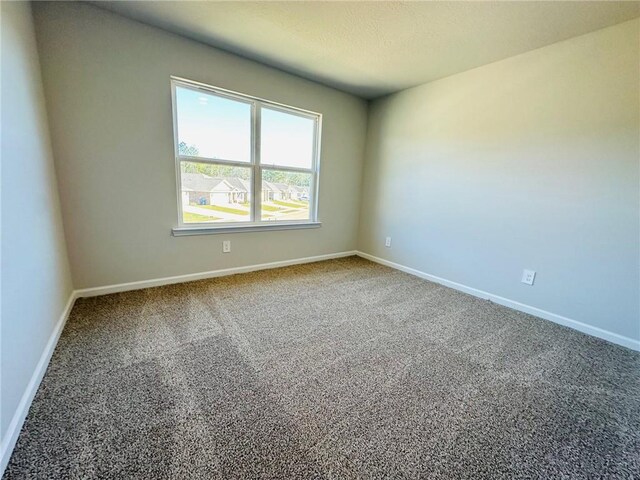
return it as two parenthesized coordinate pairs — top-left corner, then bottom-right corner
(222, 240), (231, 253)
(521, 269), (536, 285)
(385, 236), (392, 248)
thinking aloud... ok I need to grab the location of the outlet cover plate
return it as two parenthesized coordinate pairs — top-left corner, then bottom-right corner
(521, 269), (536, 285)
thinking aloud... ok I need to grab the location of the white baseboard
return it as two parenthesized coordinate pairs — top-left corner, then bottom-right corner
(356, 251), (640, 352)
(3, 249), (636, 476)
(0, 291), (78, 474)
(75, 250), (358, 298)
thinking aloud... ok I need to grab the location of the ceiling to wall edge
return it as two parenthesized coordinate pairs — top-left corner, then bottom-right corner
(79, 2), (640, 101)
(83, 2), (369, 101)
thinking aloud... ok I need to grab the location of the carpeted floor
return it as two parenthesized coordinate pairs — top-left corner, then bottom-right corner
(4, 257), (640, 479)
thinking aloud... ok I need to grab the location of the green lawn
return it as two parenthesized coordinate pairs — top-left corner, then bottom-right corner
(183, 212), (221, 223)
(193, 204), (249, 216)
(273, 200), (309, 209)
(261, 204), (282, 212)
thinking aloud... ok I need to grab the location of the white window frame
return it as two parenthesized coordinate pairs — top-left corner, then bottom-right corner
(170, 76), (322, 236)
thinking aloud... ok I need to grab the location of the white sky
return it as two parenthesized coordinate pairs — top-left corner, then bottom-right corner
(177, 87), (315, 169)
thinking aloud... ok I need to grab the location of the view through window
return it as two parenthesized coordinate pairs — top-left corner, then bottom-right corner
(173, 79), (320, 226)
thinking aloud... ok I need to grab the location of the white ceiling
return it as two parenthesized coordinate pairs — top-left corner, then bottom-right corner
(94, 1), (640, 99)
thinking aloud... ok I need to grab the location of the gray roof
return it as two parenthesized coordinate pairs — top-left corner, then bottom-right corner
(223, 176), (250, 192)
(182, 173), (249, 193)
(263, 182), (309, 193)
(263, 181), (283, 193)
(183, 173), (307, 195)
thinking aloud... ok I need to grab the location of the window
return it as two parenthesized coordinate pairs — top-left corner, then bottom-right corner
(171, 77), (321, 233)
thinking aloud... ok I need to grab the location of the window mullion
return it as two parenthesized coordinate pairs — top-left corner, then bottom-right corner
(177, 155), (252, 168)
(252, 103), (262, 223)
(258, 165), (314, 175)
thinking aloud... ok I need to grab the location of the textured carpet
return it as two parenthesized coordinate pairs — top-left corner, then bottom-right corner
(4, 257), (640, 479)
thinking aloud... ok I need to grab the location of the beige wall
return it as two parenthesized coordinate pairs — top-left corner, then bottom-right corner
(33, 2), (368, 289)
(359, 19), (640, 342)
(1, 1), (73, 455)
(25, 3), (640, 343)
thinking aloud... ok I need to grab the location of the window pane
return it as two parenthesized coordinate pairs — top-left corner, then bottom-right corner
(261, 169), (311, 221)
(181, 162), (251, 223)
(176, 86), (251, 162)
(260, 107), (315, 169)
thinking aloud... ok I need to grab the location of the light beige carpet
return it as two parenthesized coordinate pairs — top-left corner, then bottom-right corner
(4, 256), (640, 479)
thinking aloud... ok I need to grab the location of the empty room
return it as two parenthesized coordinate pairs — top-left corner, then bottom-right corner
(1, 0), (639, 478)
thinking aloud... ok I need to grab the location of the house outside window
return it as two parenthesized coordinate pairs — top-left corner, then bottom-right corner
(171, 77), (321, 232)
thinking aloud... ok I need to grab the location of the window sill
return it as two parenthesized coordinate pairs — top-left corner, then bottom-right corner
(172, 221), (322, 236)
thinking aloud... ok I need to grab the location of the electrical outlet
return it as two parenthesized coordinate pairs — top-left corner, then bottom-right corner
(385, 237), (392, 248)
(521, 269), (536, 285)
(223, 240), (231, 253)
